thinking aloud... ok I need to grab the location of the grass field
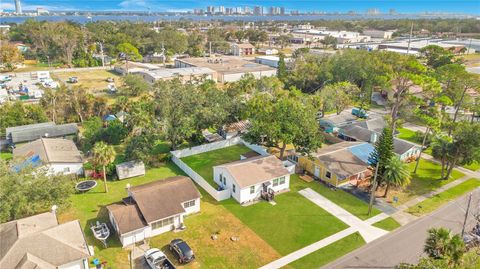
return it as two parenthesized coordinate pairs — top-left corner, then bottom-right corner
(293, 175), (381, 220)
(287, 232), (366, 269)
(407, 178), (480, 216)
(52, 69), (121, 92)
(372, 217), (401, 231)
(378, 158), (465, 205)
(396, 128), (420, 144)
(0, 152), (12, 160)
(180, 144), (252, 188)
(463, 161), (480, 171)
(59, 161), (283, 269)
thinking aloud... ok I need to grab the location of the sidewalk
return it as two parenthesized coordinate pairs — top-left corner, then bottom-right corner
(299, 188), (388, 243)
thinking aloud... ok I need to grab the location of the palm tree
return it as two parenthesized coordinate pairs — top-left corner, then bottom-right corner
(431, 135), (453, 179)
(93, 142), (116, 193)
(424, 228), (465, 266)
(382, 156), (411, 197)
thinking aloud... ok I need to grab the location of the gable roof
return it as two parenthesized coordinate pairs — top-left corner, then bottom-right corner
(0, 212), (90, 269)
(13, 138), (82, 164)
(129, 176), (200, 224)
(340, 126), (418, 155)
(313, 142), (371, 179)
(6, 122), (78, 143)
(215, 155), (289, 188)
(106, 200), (146, 235)
(352, 118), (387, 133)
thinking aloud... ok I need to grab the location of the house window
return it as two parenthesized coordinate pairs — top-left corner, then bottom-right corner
(273, 178), (279, 187)
(184, 200), (196, 208)
(325, 171), (331, 179)
(279, 177), (286, 185)
(219, 173), (223, 183)
(151, 217), (174, 230)
(232, 184), (236, 193)
(250, 185), (255, 194)
(63, 167), (70, 173)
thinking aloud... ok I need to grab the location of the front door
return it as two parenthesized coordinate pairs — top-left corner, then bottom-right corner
(314, 166), (320, 178)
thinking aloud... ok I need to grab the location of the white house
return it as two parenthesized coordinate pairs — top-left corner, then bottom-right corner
(213, 155), (290, 204)
(231, 42), (255, 56)
(107, 176), (201, 247)
(13, 138), (83, 175)
(0, 212), (91, 269)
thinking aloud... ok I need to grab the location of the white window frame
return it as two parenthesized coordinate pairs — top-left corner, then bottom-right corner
(183, 199), (196, 208)
(325, 171), (331, 179)
(273, 178), (279, 187)
(232, 184), (236, 193)
(250, 185), (255, 194)
(279, 176), (285, 185)
(151, 217), (174, 230)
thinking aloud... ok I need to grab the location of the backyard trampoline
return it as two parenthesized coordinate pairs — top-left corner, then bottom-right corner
(75, 180), (97, 192)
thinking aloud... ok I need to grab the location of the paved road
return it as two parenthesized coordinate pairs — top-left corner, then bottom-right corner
(322, 188), (480, 269)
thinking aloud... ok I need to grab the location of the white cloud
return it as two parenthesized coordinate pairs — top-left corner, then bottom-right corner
(0, 3), (15, 10)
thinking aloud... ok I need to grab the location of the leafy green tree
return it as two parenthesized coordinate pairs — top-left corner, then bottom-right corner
(117, 42), (142, 61)
(382, 156), (411, 197)
(319, 82), (360, 114)
(121, 74), (151, 96)
(277, 53), (288, 83)
(81, 116), (103, 151)
(424, 228), (465, 266)
(245, 89), (322, 159)
(93, 142), (116, 193)
(444, 121), (480, 179)
(420, 45), (457, 69)
(0, 43), (24, 71)
(101, 120), (128, 145)
(369, 127), (395, 186)
(320, 35), (337, 49)
(431, 135), (453, 179)
(0, 102), (49, 138)
(154, 79), (196, 149)
(0, 159), (74, 223)
(124, 129), (162, 167)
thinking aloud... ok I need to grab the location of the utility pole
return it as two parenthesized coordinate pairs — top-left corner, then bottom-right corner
(407, 22), (413, 55)
(414, 127), (430, 174)
(209, 41), (212, 56)
(98, 42), (105, 67)
(368, 161), (380, 216)
(461, 193), (472, 237)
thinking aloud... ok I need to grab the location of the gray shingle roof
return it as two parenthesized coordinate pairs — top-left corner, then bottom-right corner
(13, 138), (82, 164)
(7, 123), (78, 143)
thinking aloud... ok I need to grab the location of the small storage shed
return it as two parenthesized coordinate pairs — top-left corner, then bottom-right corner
(116, 160), (146, 180)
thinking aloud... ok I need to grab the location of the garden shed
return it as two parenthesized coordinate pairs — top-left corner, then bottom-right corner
(116, 160), (145, 180)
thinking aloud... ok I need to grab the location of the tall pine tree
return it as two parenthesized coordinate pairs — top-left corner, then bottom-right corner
(369, 127), (394, 185)
(277, 53), (287, 83)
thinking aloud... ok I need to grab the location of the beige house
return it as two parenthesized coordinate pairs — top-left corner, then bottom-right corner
(231, 43), (255, 56)
(0, 212), (91, 269)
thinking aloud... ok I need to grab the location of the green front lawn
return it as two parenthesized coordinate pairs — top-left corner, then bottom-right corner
(372, 217), (401, 231)
(293, 175), (381, 220)
(386, 159), (465, 205)
(0, 152), (12, 161)
(181, 144), (252, 188)
(407, 178), (480, 216)
(397, 128), (420, 143)
(287, 232), (366, 269)
(463, 161), (480, 172)
(222, 177), (349, 255)
(59, 163), (186, 268)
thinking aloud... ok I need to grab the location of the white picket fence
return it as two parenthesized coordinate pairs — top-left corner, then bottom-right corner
(171, 138), (268, 201)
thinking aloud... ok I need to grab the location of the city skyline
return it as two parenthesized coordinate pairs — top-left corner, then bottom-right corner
(0, 0), (479, 14)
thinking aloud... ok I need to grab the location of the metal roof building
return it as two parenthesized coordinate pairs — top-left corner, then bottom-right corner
(6, 122), (78, 144)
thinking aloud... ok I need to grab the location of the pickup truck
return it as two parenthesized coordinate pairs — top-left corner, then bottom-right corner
(144, 248), (176, 269)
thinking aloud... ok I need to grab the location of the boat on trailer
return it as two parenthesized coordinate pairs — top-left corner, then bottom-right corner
(91, 221), (110, 247)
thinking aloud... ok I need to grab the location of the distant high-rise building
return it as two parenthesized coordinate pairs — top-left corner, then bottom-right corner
(193, 9), (204, 15)
(207, 6), (215, 14)
(254, 6), (263, 16)
(225, 8), (232, 15)
(366, 8), (380, 15)
(280, 7), (285, 15)
(218, 6), (225, 14)
(15, 0), (22, 14)
(244, 6), (251, 14)
(389, 9), (397, 15)
(235, 7), (242, 14)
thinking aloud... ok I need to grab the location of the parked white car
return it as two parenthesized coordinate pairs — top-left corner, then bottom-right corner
(144, 248), (176, 269)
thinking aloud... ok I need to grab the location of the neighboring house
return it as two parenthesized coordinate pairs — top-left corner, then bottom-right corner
(319, 109), (360, 132)
(231, 43), (255, 56)
(296, 142), (374, 187)
(350, 117), (388, 133)
(107, 176), (201, 247)
(339, 125), (421, 161)
(0, 212), (91, 269)
(13, 138), (83, 175)
(219, 120), (251, 139)
(6, 122), (78, 144)
(213, 155), (291, 204)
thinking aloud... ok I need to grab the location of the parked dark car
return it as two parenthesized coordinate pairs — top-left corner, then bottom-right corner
(169, 239), (195, 264)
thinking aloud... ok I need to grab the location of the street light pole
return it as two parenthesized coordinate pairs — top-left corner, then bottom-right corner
(461, 193), (472, 237)
(368, 161), (380, 216)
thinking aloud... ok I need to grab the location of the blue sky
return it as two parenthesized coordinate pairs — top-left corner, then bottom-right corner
(1, 1), (479, 14)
